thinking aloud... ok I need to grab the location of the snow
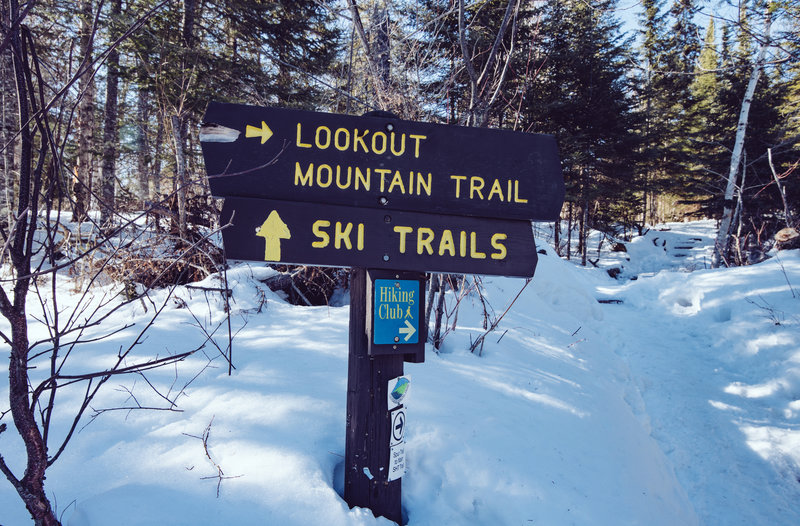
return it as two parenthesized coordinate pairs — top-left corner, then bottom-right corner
(2, 220), (800, 525)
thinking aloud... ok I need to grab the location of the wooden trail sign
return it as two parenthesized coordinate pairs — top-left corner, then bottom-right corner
(200, 102), (565, 526)
(220, 196), (538, 277)
(201, 102), (564, 222)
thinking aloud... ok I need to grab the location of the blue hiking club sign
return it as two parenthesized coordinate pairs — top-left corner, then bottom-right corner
(373, 279), (420, 345)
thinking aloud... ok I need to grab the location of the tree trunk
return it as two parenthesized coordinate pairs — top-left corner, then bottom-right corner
(425, 273), (438, 333)
(566, 201), (573, 260)
(733, 157), (747, 265)
(457, 0), (520, 127)
(73, 0), (95, 224)
(182, 0), (196, 49)
(553, 218), (561, 256)
(136, 84), (150, 206)
(768, 148), (793, 228)
(1, 3), (60, 522)
(369, 3), (390, 87)
(171, 115), (188, 240)
(347, 0), (391, 110)
(432, 274), (447, 349)
(7, 312), (60, 526)
(0, 31), (17, 227)
(712, 3), (772, 268)
(99, 0), (121, 226)
(153, 114), (164, 197)
(580, 199), (589, 267)
(167, 0), (196, 239)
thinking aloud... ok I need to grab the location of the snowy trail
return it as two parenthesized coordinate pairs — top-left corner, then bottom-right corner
(607, 301), (788, 524)
(3, 221), (799, 526)
(594, 226), (800, 525)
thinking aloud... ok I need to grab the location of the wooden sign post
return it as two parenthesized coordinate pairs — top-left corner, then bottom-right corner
(200, 102), (565, 525)
(344, 268), (404, 524)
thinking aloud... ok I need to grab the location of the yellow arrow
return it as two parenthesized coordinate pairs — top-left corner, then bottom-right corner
(245, 121), (273, 144)
(255, 210), (291, 261)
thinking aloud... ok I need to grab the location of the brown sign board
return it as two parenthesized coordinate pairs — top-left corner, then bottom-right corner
(220, 197), (538, 277)
(201, 102), (564, 222)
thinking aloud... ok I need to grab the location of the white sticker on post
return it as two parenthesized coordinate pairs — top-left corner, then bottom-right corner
(388, 443), (406, 481)
(388, 375), (410, 409)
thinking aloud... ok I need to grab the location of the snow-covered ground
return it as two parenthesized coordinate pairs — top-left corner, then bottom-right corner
(2, 220), (799, 525)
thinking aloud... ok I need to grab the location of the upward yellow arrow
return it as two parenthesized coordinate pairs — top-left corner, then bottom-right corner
(245, 121), (273, 144)
(256, 210), (291, 261)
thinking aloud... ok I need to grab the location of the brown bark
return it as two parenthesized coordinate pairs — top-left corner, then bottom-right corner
(432, 274), (447, 349)
(73, 0), (95, 224)
(171, 115), (188, 239)
(99, 0), (121, 226)
(136, 83), (150, 206)
(6, 312), (59, 526)
(1, 3), (60, 523)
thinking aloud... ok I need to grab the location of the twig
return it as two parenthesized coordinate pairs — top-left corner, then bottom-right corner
(469, 278), (531, 355)
(184, 417), (242, 497)
(775, 256), (797, 299)
(205, 140), (289, 179)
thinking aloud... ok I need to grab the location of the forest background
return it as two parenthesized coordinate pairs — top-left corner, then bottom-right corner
(1, 1), (799, 524)
(1, 0), (798, 266)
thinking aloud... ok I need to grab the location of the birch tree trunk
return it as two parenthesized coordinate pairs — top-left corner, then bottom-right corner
(711, 3), (772, 268)
(580, 199), (589, 267)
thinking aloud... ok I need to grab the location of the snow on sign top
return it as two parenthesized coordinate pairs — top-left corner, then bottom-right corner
(200, 102), (565, 222)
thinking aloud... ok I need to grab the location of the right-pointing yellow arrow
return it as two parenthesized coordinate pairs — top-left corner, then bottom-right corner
(245, 121), (273, 144)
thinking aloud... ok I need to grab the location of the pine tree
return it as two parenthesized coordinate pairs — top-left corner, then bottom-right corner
(683, 18), (731, 215)
(779, 3), (800, 154)
(523, 0), (637, 262)
(659, 0), (701, 206)
(413, 0), (530, 125)
(634, 0), (672, 226)
(664, 0), (701, 97)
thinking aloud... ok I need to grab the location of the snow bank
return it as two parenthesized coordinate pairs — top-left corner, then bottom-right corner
(2, 224), (799, 525)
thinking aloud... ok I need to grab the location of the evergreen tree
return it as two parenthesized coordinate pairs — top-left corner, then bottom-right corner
(692, 20), (723, 124)
(523, 0), (637, 261)
(779, 3), (800, 154)
(216, 0), (339, 108)
(664, 0), (701, 97)
(414, 0), (531, 125)
(658, 0), (701, 204)
(683, 18), (731, 215)
(633, 0), (672, 226)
